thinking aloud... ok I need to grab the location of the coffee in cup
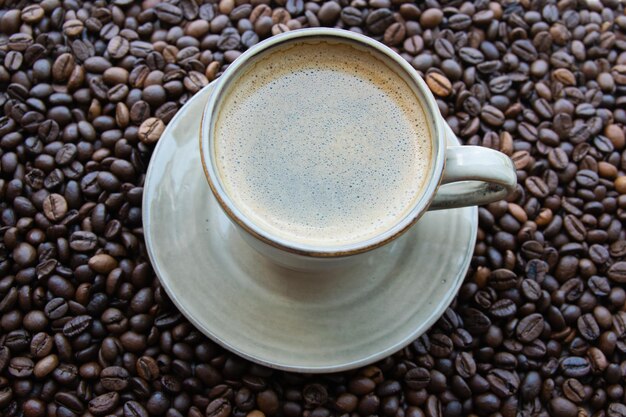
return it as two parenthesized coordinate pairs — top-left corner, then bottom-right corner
(213, 40), (433, 247)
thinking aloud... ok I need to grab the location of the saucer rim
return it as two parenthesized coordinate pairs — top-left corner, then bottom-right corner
(143, 82), (478, 373)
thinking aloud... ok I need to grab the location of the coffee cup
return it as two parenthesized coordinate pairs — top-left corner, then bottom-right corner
(200, 28), (516, 270)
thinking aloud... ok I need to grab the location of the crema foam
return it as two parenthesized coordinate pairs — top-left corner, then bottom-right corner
(214, 40), (432, 247)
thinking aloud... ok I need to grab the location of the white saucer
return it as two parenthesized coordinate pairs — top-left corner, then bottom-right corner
(143, 83), (478, 373)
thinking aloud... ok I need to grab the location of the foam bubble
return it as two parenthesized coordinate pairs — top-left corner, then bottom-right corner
(214, 41), (432, 247)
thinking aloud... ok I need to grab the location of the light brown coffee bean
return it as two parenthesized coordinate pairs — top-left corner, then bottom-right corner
(42, 193), (68, 221)
(425, 72), (452, 97)
(33, 354), (59, 378)
(138, 117), (165, 144)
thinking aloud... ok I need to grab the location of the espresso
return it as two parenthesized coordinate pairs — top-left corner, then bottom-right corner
(214, 40), (432, 247)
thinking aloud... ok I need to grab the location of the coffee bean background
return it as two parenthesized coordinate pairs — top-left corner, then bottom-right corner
(1, 0), (626, 416)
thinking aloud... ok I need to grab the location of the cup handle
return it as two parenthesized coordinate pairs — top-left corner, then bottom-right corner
(429, 124), (517, 210)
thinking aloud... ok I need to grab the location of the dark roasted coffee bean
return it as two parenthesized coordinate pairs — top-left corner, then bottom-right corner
(429, 333), (453, 357)
(463, 308), (491, 334)
(70, 230), (98, 252)
(459, 47), (484, 65)
(55, 392), (84, 413)
(419, 8), (442, 28)
(516, 314), (544, 343)
(564, 215), (586, 242)
(302, 384), (327, 407)
(63, 315), (93, 337)
(156, 3), (183, 24)
(512, 40), (538, 61)
(33, 354), (58, 378)
(365, 9), (394, 35)
(137, 356), (159, 380)
(481, 105), (505, 126)
(578, 313), (600, 340)
(89, 392), (119, 416)
(454, 352), (476, 378)
(45, 298), (68, 319)
(42, 193), (68, 221)
(206, 398), (232, 417)
(487, 368), (519, 397)
(404, 367), (430, 390)
(101, 366), (130, 391)
(560, 356), (591, 377)
(608, 262), (626, 283)
(549, 397), (577, 417)
(562, 378), (586, 404)
(124, 401), (149, 417)
(608, 403), (626, 417)
(340, 7), (362, 26)
(31, 332), (54, 358)
(52, 53), (75, 82)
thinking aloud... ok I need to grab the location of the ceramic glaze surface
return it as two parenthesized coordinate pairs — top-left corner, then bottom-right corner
(143, 83), (478, 372)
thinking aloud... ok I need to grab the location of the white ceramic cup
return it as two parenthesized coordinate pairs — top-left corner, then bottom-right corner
(200, 28), (517, 270)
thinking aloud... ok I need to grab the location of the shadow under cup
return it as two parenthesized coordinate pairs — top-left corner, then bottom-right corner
(200, 29), (446, 263)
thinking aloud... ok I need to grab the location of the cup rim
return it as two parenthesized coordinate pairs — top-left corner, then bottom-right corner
(200, 28), (446, 258)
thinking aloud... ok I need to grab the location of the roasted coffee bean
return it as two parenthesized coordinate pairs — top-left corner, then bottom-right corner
(52, 53), (75, 82)
(138, 117), (165, 144)
(341, 7), (362, 26)
(318, 2), (341, 25)
(45, 298), (68, 319)
(88, 392), (119, 416)
(137, 356), (160, 380)
(302, 384), (328, 407)
(69, 231), (98, 251)
(512, 39), (538, 61)
(608, 262), (626, 283)
(348, 376), (375, 395)
(516, 314), (544, 343)
(487, 369), (519, 397)
(562, 378), (586, 404)
(481, 105), (505, 126)
(434, 39), (454, 59)
(156, 3), (183, 24)
(206, 398), (232, 417)
(31, 332), (54, 358)
(578, 314), (600, 340)
(560, 357), (591, 377)
(365, 9), (394, 35)
(404, 367), (430, 390)
(63, 315), (93, 337)
(608, 403), (626, 417)
(425, 72), (452, 97)
(101, 366), (130, 391)
(33, 354), (58, 378)
(429, 333), (453, 357)
(42, 193), (68, 221)
(420, 8), (443, 28)
(55, 392), (84, 413)
(549, 397), (577, 417)
(447, 13), (471, 30)
(463, 308), (491, 334)
(459, 47), (484, 65)
(564, 215), (586, 241)
(124, 401), (149, 417)
(184, 71), (209, 93)
(454, 352), (476, 378)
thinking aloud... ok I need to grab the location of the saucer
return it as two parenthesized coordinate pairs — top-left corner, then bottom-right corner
(143, 82), (478, 373)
